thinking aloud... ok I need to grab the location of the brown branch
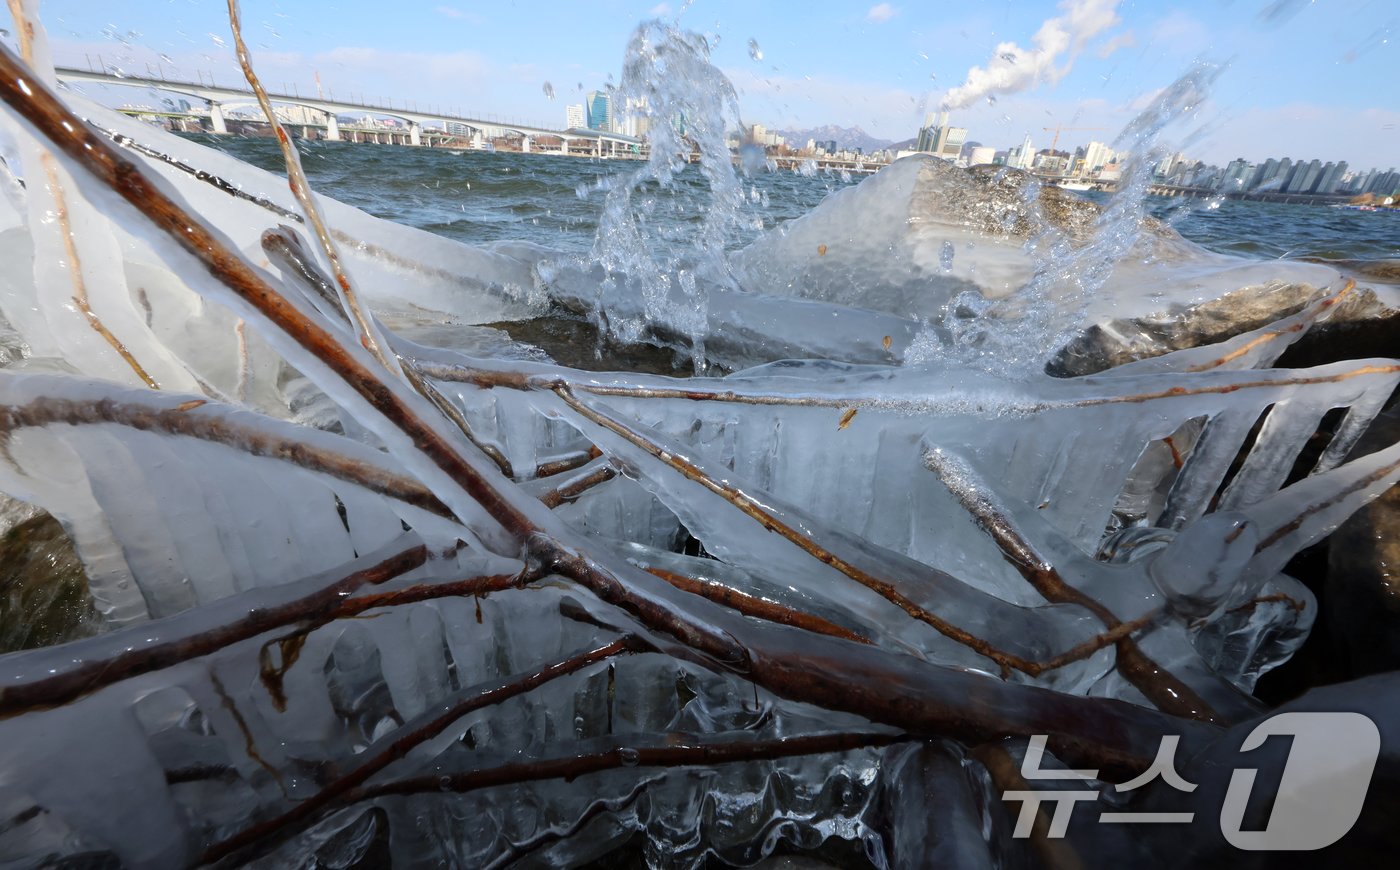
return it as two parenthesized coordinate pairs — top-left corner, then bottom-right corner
(535, 445), (604, 479)
(1180, 279), (1354, 372)
(551, 383), (1137, 679)
(259, 225), (518, 479)
(535, 460), (618, 508)
(923, 447), (1223, 723)
(257, 569), (524, 709)
(5, 2), (159, 389)
(644, 566), (873, 645)
(206, 636), (641, 865)
(226, 0), (397, 375)
(364, 730), (905, 800)
(0, 543), (431, 717)
(416, 355), (1400, 418)
(0, 392), (451, 518)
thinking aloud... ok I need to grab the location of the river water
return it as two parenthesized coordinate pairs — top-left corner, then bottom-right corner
(192, 134), (1400, 266)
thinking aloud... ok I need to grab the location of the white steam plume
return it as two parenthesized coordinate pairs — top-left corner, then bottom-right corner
(941, 0), (1122, 110)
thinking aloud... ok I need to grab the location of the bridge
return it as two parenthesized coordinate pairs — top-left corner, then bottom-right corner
(54, 66), (646, 157)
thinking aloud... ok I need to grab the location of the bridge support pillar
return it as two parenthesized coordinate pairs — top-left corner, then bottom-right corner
(472, 130), (484, 150)
(521, 135), (531, 154)
(409, 122), (422, 146)
(208, 102), (228, 135)
(325, 112), (340, 141)
(594, 138), (601, 158)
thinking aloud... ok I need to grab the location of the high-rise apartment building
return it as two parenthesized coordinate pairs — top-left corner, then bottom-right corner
(565, 104), (585, 129)
(1082, 141), (1114, 174)
(1315, 161), (1347, 194)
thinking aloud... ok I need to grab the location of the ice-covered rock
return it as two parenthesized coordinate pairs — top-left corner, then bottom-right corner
(730, 155), (1358, 370)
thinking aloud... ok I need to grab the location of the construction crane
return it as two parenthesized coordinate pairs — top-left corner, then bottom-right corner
(1041, 124), (1107, 154)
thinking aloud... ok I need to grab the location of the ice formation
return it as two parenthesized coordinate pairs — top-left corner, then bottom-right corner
(0, 5), (1397, 868)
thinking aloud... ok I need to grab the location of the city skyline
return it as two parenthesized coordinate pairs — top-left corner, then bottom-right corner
(20, 1), (1400, 168)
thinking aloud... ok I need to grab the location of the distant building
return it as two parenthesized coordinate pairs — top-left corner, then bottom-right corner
(1221, 158), (1254, 190)
(914, 112), (966, 161)
(747, 123), (785, 148)
(565, 104), (585, 129)
(586, 91), (612, 133)
(967, 145), (997, 166)
(1082, 141), (1115, 175)
(615, 97), (649, 138)
(1006, 133), (1035, 171)
(1315, 160), (1346, 194)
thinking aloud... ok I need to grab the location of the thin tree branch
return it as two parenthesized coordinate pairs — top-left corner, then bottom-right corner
(0, 542), (431, 717)
(923, 446), (1223, 722)
(207, 636), (642, 864)
(0, 390), (451, 518)
(226, 0), (399, 375)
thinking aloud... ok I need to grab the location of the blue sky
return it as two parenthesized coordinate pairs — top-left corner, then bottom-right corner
(20, 0), (1400, 168)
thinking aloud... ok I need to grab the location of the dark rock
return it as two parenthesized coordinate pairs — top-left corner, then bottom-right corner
(1325, 405), (1400, 677)
(0, 510), (98, 653)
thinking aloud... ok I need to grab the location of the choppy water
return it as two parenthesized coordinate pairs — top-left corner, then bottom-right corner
(191, 134), (1400, 266)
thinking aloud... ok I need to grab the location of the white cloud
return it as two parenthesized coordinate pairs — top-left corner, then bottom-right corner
(1096, 31), (1136, 59)
(942, 0), (1122, 110)
(867, 4), (899, 24)
(649, 3), (672, 16)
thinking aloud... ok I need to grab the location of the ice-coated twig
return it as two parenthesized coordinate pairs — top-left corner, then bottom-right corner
(256, 566), (526, 709)
(6, 0), (158, 388)
(260, 224), (523, 478)
(0, 539), (432, 716)
(534, 445), (605, 478)
(528, 456), (619, 508)
(550, 381), (1150, 678)
(923, 445), (1220, 722)
(362, 730), (907, 801)
(206, 636), (644, 865)
(412, 351), (1400, 417)
(225, 0), (400, 376)
(0, 380), (452, 516)
(642, 565), (874, 645)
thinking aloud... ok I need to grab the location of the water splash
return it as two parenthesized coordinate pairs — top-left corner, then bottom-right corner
(747, 38), (763, 61)
(588, 21), (748, 371)
(938, 61), (1224, 375)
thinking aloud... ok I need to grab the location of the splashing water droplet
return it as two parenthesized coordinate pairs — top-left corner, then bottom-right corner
(618, 747), (641, 766)
(940, 240), (955, 272)
(748, 38), (763, 61)
(542, 81), (555, 100)
(438, 775), (453, 791)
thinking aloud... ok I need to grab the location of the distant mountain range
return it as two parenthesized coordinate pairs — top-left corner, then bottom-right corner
(775, 124), (895, 154)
